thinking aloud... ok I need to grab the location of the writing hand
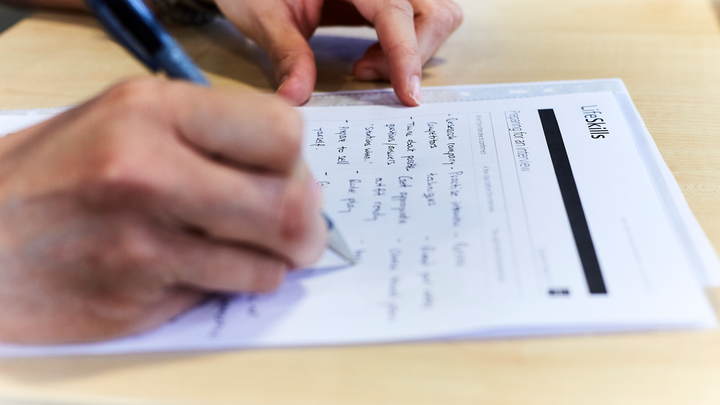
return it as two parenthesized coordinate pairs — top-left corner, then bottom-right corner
(215, 0), (463, 106)
(0, 79), (327, 344)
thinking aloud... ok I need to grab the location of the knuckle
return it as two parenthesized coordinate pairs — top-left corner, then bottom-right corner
(434, 6), (455, 30)
(77, 144), (149, 209)
(384, 0), (414, 17)
(424, 1), (462, 33)
(265, 101), (303, 163)
(249, 257), (287, 292)
(101, 79), (166, 117)
(107, 223), (161, 270)
(91, 145), (138, 184)
(271, 46), (313, 67)
(270, 47), (292, 65)
(74, 222), (162, 298)
(446, 1), (464, 29)
(77, 81), (172, 204)
(386, 41), (420, 62)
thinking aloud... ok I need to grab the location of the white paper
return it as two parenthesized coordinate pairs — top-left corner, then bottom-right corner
(0, 81), (715, 357)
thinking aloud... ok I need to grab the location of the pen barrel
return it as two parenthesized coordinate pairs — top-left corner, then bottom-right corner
(155, 46), (210, 86)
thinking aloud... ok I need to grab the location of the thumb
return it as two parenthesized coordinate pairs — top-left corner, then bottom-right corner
(253, 22), (317, 106)
(217, 1), (317, 106)
(273, 34), (317, 106)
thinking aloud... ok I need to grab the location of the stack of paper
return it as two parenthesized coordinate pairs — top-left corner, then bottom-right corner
(0, 79), (716, 357)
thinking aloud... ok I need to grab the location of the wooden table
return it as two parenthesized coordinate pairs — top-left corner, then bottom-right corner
(1, 0), (720, 404)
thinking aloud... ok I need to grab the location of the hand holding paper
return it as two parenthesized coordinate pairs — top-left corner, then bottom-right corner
(215, 0), (463, 106)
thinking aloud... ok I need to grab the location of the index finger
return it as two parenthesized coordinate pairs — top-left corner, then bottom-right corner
(167, 81), (304, 173)
(351, 0), (423, 106)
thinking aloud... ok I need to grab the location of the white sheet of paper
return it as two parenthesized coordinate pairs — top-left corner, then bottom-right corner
(0, 80), (715, 357)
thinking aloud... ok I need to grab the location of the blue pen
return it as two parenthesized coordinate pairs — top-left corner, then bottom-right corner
(85, 0), (209, 85)
(85, 0), (355, 264)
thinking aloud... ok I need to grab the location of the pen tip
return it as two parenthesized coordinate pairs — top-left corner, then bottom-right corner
(327, 228), (356, 265)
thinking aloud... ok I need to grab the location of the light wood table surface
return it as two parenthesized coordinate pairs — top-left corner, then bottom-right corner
(1, 0), (720, 404)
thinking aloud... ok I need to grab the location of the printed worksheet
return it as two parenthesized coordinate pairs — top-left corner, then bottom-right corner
(0, 81), (716, 356)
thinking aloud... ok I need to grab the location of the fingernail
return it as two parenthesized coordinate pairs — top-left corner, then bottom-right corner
(355, 67), (381, 81)
(408, 75), (422, 105)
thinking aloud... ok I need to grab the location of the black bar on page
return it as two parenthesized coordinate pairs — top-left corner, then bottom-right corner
(538, 109), (607, 294)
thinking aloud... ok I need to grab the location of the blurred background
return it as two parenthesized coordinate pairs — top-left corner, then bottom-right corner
(0, 4), (27, 33)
